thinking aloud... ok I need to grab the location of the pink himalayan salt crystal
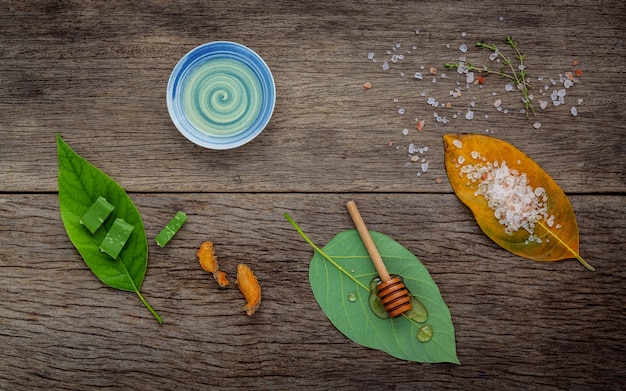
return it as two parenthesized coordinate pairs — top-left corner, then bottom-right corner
(459, 159), (550, 240)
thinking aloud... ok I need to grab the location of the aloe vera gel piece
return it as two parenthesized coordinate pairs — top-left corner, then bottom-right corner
(155, 211), (188, 248)
(80, 196), (115, 234)
(100, 218), (135, 260)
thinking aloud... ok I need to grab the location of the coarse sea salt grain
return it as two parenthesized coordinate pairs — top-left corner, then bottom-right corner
(368, 52), (375, 60)
(453, 139), (463, 149)
(382, 61), (389, 70)
(571, 106), (578, 116)
(460, 159), (549, 237)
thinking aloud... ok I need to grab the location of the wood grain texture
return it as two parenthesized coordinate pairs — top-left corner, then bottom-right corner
(1, 0), (624, 193)
(1, 0), (625, 389)
(1, 193), (625, 390)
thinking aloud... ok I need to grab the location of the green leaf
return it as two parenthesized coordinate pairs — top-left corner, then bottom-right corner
(286, 214), (458, 364)
(57, 134), (162, 323)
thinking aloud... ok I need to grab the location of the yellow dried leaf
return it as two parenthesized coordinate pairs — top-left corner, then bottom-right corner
(443, 134), (594, 271)
(236, 263), (261, 315)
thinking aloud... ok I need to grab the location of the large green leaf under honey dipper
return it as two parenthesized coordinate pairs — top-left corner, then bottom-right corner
(285, 214), (459, 364)
(443, 134), (593, 271)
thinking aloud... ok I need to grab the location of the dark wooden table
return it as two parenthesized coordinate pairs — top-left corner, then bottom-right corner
(2, 1), (625, 389)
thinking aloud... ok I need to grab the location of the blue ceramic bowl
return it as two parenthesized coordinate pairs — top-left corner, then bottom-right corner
(167, 41), (275, 150)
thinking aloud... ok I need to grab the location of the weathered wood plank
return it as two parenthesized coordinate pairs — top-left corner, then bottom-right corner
(1, 193), (624, 389)
(0, 0), (624, 193)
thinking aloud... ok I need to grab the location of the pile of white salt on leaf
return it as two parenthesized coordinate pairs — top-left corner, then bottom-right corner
(453, 141), (555, 244)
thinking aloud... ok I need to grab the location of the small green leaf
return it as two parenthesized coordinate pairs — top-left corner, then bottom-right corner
(57, 134), (162, 323)
(286, 214), (458, 364)
(155, 211), (187, 248)
(80, 196), (115, 234)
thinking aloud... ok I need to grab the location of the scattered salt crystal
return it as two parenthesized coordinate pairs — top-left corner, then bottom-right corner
(471, 151), (480, 159)
(414, 72), (423, 80)
(465, 110), (474, 120)
(402, 128), (409, 135)
(452, 139), (463, 149)
(458, 156), (465, 164)
(459, 160), (550, 236)
(460, 44), (468, 53)
(461, 32), (467, 37)
(505, 83), (514, 92)
(367, 52), (375, 60)
(466, 72), (475, 83)
(493, 99), (502, 108)
(410, 155), (420, 162)
(539, 100), (549, 110)
(557, 88), (566, 97)
(564, 79), (574, 88)
(408, 143), (416, 153)
(533, 122), (541, 129)
(571, 106), (578, 116)
(421, 161), (429, 172)
(538, 76), (544, 81)
(398, 108), (405, 114)
(382, 62), (389, 71)
(578, 98), (583, 105)
(415, 29), (420, 34)
(489, 52), (498, 61)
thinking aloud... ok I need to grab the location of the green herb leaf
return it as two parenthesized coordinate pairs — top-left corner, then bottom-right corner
(286, 214), (459, 364)
(57, 134), (162, 323)
(155, 211), (188, 248)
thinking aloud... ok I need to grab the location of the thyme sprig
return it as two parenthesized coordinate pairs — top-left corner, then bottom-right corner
(445, 36), (536, 116)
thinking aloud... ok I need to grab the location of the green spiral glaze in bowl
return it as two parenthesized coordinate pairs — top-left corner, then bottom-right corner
(167, 42), (275, 150)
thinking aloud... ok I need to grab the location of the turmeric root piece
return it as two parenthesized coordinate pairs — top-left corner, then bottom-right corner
(198, 241), (229, 287)
(214, 270), (230, 288)
(236, 263), (261, 315)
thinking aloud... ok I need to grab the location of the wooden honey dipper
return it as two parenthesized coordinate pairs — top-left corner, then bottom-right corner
(346, 200), (412, 318)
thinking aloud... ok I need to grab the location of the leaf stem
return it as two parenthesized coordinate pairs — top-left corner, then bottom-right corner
(537, 221), (595, 271)
(119, 258), (164, 323)
(284, 213), (369, 291)
(136, 290), (164, 323)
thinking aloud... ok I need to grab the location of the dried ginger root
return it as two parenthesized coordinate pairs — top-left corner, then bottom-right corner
(198, 241), (229, 287)
(236, 263), (261, 315)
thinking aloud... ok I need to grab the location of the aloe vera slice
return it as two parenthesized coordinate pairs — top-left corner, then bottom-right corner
(100, 218), (135, 260)
(80, 196), (115, 234)
(154, 211), (188, 248)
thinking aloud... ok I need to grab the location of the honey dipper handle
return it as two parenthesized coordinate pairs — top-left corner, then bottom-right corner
(346, 200), (391, 282)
